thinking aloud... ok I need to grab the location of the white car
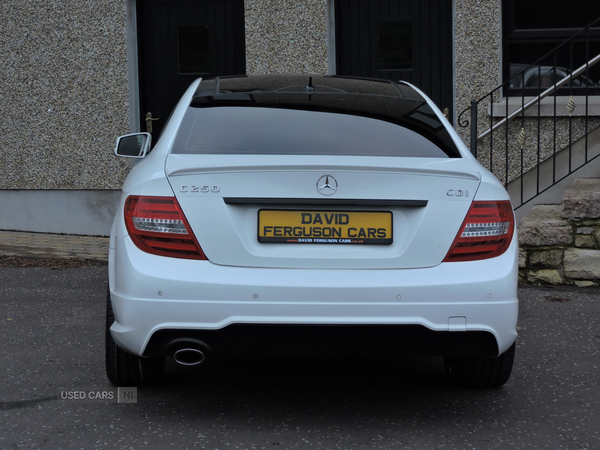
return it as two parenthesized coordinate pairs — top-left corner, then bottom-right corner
(107, 75), (518, 388)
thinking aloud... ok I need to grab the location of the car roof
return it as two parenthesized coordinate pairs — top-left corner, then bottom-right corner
(195, 74), (415, 96)
(192, 74), (425, 114)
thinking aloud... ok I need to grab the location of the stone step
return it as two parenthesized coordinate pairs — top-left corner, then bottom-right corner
(518, 204), (572, 247)
(518, 178), (600, 285)
(562, 178), (600, 220)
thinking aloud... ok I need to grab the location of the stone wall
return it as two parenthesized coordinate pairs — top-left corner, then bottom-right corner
(245, 0), (329, 75)
(0, 0), (131, 190)
(454, 0), (502, 143)
(518, 179), (600, 286)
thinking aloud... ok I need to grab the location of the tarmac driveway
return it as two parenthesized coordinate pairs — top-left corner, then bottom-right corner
(1, 263), (599, 449)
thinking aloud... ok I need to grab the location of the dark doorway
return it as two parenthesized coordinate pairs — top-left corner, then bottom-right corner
(137, 0), (246, 137)
(335, 0), (453, 120)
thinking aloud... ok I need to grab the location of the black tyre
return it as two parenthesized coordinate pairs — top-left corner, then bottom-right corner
(444, 343), (515, 388)
(105, 288), (165, 386)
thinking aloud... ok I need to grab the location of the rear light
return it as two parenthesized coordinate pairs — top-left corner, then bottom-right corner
(443, 201), (514, 262)
(124, 196), (207, 260)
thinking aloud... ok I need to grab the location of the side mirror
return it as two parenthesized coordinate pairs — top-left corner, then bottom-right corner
(114, 133), (152, 158)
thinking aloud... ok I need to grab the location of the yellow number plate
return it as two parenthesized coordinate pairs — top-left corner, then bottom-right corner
(258, 210), (393, 244)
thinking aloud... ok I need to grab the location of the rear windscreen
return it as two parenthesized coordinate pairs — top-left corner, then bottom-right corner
(171, 106), (459, 158)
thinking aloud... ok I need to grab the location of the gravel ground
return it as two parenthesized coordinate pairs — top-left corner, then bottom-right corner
(0, 256), (106, 269)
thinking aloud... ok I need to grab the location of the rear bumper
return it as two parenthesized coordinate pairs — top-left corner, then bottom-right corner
(143, 325), (499, 359)
(109, 235), (519, 359)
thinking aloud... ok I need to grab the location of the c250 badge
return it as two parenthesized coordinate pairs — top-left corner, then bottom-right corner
(180, 185), (220, 193)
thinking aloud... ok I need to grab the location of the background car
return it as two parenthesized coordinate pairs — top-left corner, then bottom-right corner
(509, 63), (598, 89)
(107, 74), (518, 388)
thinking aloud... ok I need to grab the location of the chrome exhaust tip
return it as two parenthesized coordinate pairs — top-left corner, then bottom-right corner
(173, 348), (205, 366)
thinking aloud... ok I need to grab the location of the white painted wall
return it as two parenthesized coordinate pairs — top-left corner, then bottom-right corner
(0, 190), (121, 236)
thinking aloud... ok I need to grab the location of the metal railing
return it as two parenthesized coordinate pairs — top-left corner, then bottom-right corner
(458, 17), (600, 210)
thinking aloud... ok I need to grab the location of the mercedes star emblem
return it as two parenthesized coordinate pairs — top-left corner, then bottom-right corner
(317, 175), (338, 196)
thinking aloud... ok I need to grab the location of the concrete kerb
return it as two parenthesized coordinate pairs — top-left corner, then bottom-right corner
(0, 231), (109, 262)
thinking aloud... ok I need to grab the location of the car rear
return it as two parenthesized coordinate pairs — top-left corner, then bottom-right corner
(107, 75), (518, 386)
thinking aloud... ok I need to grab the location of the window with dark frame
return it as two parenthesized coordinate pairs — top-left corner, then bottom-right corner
(503, 0), (600, 95)
(378, 20), (413, 71)
(177, 26), (210, 74)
